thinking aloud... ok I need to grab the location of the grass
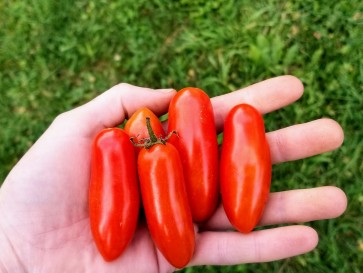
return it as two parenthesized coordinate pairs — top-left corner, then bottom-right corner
(1, 0), (362, 272)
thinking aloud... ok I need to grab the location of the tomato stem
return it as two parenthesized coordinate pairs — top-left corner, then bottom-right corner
(130, 117), (177, 149)
(146, 117), (158, 143)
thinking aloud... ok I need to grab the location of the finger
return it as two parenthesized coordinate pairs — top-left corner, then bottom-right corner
(268, 118), (344, 164)
(212, 75), (304, 131)
(190, 225), (318, 266)
(260, 186), (347, 226)
(203, 186), (347, 231)
(50, 83), (176, 136)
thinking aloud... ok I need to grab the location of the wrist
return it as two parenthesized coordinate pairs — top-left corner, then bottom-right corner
(0, 259), (5, 273)
(0, 224), (13, 273)
(0, 217), (26, 273)
(0, 225), (9, 273)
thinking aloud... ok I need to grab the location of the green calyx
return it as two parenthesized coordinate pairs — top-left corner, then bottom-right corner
(130, 117), (177, 149)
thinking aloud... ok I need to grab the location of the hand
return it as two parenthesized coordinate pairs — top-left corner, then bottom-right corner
(0, 76), (347, 273)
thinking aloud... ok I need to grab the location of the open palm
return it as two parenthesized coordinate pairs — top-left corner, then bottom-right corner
(0, 76), (347, 273)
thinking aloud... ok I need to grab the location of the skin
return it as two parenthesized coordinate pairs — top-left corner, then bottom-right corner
(0, 77), (347, 273)
(220, 104), (271, 233)
(168, 88), (219, 222)
(138, 143), (195, 268)
(124, 107), (165, 154)
(89, 128), (139, 261)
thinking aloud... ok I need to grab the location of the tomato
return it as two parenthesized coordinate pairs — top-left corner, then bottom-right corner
(168, 87), (219, 222)
(220, 104), (271, 233)
(124, 107), (165, 154)
(137, 118), (195, 268)
(89, 128), (140, 261)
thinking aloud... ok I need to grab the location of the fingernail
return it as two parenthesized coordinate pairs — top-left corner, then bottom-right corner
(155, 88), (175, 93)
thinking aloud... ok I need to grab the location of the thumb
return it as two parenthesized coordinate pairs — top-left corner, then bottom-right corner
(51, 83), (176, 136)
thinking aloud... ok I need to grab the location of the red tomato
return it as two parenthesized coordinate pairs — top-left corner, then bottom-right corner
(220, 104), (271, 233)
(124, 107), (165, 154)
(138, 142), (195, 268)
(168, 87), (219, 222)
(89, 128), (140, 261)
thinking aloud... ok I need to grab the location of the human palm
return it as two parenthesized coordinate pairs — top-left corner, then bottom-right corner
(0, 76), (347, 273)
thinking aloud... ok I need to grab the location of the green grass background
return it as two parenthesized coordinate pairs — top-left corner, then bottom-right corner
(1, 0), (362, 272)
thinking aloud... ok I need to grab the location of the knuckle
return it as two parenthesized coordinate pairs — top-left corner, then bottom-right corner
(113, 82), (132, 92)
(270, 131), (287, 163)
(51, 110), (74, 128)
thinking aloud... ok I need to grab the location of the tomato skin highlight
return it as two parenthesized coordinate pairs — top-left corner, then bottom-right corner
(89, 128), (140, 261)
(168, 87), (219, 222)
(220, 104), (271, 233)
(138, 143), (195, 268)
(124, 107), (165, 154)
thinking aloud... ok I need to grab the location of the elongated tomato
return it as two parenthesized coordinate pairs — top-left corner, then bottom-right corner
(220, 104), (271, 233)
(168, 87), (219, 222)
(138, 143), (195, 268)
(124, 107), (165, 154)
(89, 128), (139, 261)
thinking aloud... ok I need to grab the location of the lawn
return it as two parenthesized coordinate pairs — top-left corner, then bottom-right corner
(1, 0), (362, 272)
